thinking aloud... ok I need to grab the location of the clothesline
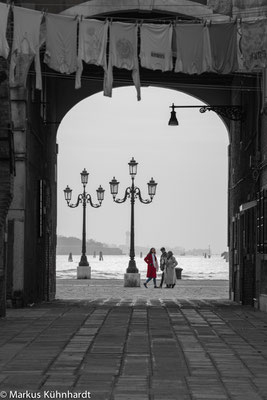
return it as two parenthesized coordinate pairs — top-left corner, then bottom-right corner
(28, 70), (261, 93)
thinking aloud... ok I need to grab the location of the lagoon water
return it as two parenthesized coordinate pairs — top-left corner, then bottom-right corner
(57, 254), (229, 280)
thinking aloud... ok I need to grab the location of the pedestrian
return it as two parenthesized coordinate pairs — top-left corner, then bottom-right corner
(99, 251), (103, 261)
(144, 248), (159, 288)
(165, 251), (178, 288)
(159, 247), (167, 288)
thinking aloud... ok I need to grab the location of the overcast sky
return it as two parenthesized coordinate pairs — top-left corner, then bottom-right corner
(57, 86), (229, 254)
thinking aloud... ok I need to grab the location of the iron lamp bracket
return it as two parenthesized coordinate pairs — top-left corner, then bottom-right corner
(170, 104), (244, 122)
(199, 105), (243, 121)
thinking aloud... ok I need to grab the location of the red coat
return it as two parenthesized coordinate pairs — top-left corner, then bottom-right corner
(144, 253), (158, 278)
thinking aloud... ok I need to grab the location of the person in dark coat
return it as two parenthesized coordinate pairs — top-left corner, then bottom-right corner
(144, 248), (159, 288)
(159, 247), (167, 288)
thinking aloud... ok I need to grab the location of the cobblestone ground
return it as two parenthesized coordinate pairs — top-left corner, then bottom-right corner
(1, 295), (267, 400)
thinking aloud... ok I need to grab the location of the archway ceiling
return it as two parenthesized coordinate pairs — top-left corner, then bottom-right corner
(60, 0), (226, 21)
(12, 0), (267, 21)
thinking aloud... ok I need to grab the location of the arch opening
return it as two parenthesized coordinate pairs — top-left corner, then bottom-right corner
(56, 86), (229, 282)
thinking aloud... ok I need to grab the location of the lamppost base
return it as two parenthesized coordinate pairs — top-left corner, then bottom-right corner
(79, 255), (89, 266)
(77, 266), (91, 279)
(124, 273), (140, 287)
(127, 259), (139, 274)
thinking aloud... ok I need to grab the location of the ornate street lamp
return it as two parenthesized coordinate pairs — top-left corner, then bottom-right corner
(168, 103), (243, 125)
(109, 157), (157, 287)
(64, 168), (104, 278)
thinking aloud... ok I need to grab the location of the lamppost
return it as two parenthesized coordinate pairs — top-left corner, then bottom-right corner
(64, 168), (105, 279)
(168, 103), (243, 126)
(109, 157), (157, 287)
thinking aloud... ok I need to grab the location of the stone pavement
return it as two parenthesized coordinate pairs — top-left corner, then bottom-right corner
(56, 279), (229, 300)
(1, 296), (267, 400)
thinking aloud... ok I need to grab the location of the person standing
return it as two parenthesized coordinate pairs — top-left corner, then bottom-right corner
(165, 251), (178, 288)
(159, 247), (167, 288)
(144, 248), (159, 288)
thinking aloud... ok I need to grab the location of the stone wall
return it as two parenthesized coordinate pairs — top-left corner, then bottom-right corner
(228, 74), (260, 304)
(0, 59), (13, 317)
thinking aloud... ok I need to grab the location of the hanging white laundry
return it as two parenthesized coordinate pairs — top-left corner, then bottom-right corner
(0, 3), (10, 59)
(44, 13), (78, 75)
(104, 22), (140, 101)
(240, 19), (267, 70)
(140, 23), (173, 71)
(237, 20), (244, 70)
(76, 19), (108, 89)
(175, 24), (212, 74)
(10, 6), (43, 89)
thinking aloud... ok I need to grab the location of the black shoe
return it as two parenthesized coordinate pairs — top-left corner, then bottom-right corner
(143, 282), (147, 288)
(154, 286), (159, 288)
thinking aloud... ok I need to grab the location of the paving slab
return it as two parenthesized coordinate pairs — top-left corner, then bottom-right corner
(1, 285), (267, 399)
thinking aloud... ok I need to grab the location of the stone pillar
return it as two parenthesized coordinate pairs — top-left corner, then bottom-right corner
(0, 61), (13, 317)
(77, 266), (91, 279)
(7, 55), (32, 306)
(7, 86), (27, 304)
(124, 273), (141, 287)
(0, 225), (7, 317)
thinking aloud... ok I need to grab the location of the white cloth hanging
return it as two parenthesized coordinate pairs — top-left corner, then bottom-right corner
(140, 23), (173, 71)
(240, 19), (267, 70)
(0, 3), (10, 59)
(104, 21), (141, 100)
(76, 19), (108, 89)
(44, 13), (78, 75)
(10, 6), (43, 89)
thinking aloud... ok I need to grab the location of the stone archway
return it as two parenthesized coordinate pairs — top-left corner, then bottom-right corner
(1, 0), (265, 315)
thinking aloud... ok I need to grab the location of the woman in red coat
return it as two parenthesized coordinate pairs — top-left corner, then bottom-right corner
(144, 248), (159, 288)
